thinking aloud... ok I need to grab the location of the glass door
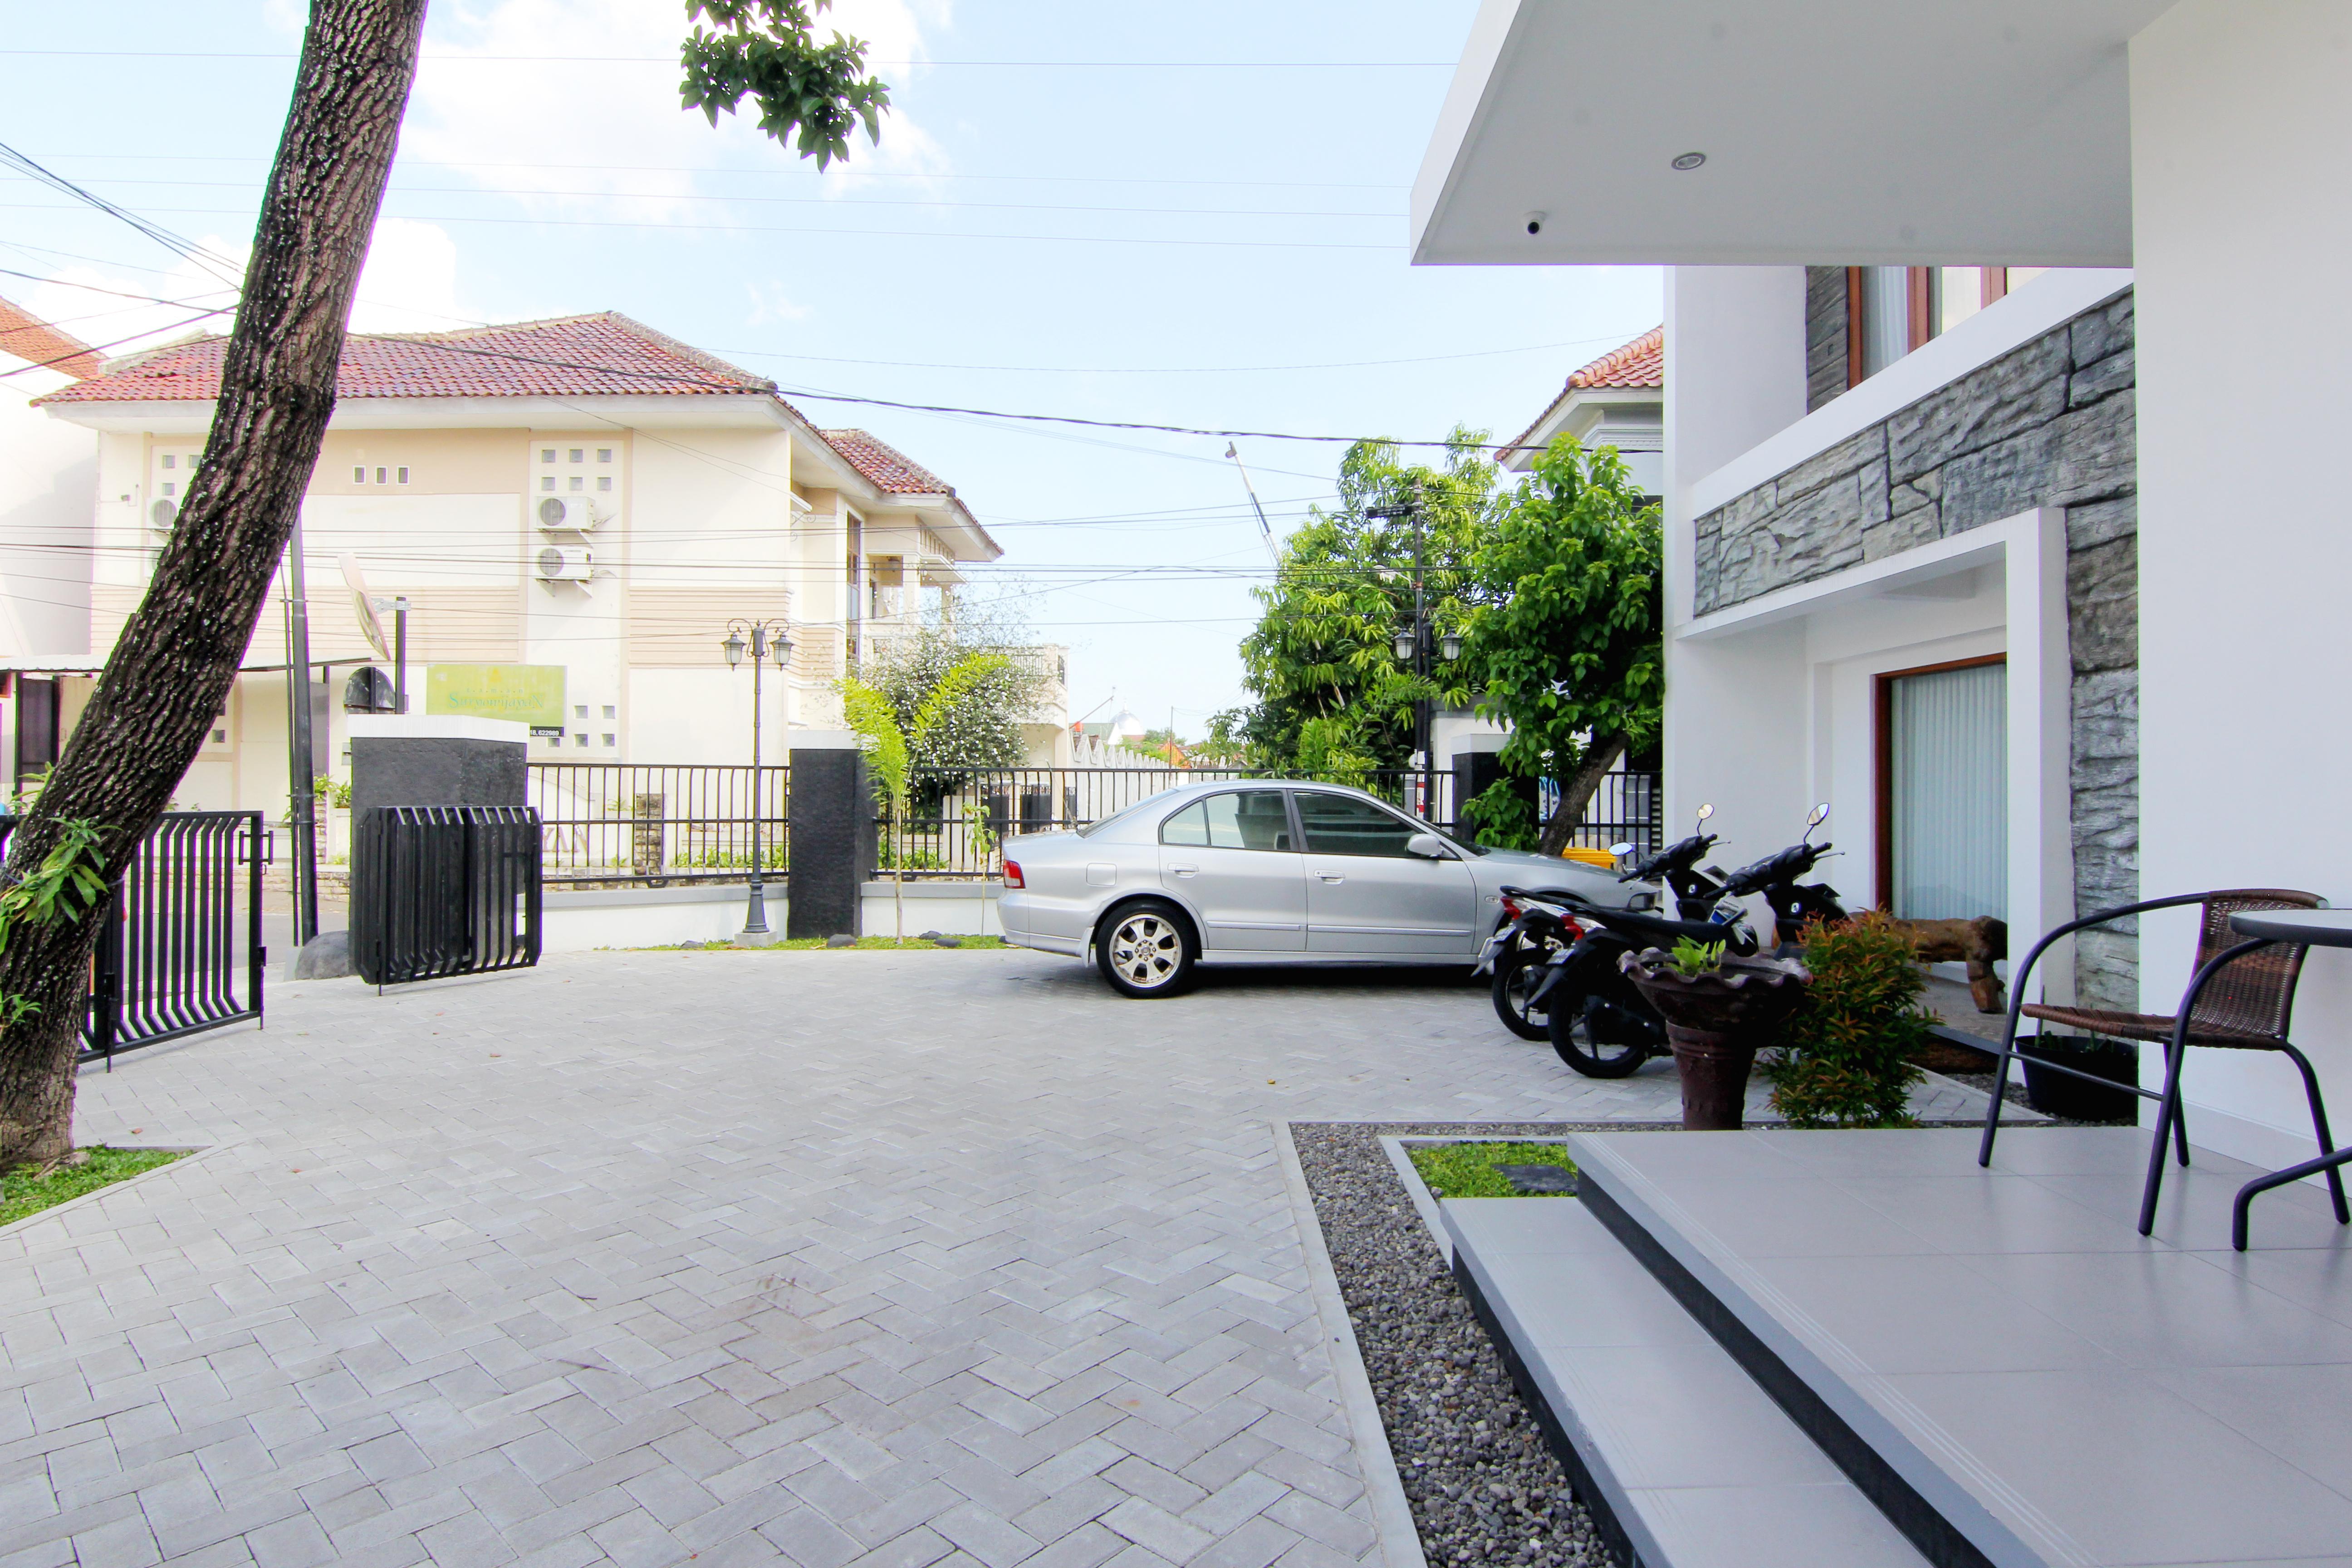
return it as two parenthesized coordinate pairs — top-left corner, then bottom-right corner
(1878, 659), (2006, 920)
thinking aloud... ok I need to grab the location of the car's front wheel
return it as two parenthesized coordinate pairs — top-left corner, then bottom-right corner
(1096, 901), (1197, 997)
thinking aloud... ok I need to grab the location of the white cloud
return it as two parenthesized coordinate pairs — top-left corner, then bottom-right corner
(350, 220), (471, 332)
(744, 279), (811, 326)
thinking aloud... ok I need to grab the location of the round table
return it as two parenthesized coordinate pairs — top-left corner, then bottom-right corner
(2225, 907), (2352, 1247)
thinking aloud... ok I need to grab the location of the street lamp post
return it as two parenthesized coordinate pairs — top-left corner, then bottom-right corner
(721, 617), (793, 942)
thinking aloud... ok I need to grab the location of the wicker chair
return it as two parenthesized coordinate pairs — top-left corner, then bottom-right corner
(1977, 889), (2352, 1238)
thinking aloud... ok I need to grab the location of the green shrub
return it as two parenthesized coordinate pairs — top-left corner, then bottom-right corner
(1764, 911), (1930, 1127)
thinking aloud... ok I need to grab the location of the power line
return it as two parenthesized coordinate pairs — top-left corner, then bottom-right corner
(40, 151), (1410, 193)
(0, 174), (1403, 223)
(0, 49), (1450, 67)
(0, 201), (1405, 253)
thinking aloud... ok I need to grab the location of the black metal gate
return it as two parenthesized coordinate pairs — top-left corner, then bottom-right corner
(0, 809), (266, 1068)
(352, 806), (542, 987)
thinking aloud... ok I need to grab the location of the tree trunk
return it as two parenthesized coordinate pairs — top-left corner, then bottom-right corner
(0, 0), (426, 1166)
(1536, 731), (1629, 859)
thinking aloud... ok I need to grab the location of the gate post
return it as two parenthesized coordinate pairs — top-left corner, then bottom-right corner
(786, 731), (873, 940)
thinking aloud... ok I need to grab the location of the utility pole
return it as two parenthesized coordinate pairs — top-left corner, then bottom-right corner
(1225, 444), (1279, 566)
(282, 522), (318, 947)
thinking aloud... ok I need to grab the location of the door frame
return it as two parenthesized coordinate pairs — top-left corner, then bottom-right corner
(1873, 652), (2008, 914)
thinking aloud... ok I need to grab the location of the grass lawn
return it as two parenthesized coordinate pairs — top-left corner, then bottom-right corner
(654, 935), (1011, 952)
(1, 1147), (186, 1228)
(1407, 1140), (1578, 1199)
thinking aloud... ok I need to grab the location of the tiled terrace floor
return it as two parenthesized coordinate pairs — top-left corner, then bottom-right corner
(3, 949), (2004, 1568)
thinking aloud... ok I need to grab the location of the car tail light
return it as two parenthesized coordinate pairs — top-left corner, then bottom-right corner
(1002, 859), (1024, 888)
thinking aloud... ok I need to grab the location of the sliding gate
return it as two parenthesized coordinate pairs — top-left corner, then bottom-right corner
(0, 810), (266, 1067)
(351, 806), (542, 987)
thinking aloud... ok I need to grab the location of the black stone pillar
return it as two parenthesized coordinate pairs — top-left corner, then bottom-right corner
(346, 717), (529, 962)
(786, 733), (873, 939)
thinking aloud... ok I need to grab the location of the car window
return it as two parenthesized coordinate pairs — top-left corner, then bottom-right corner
(1078, 790), (1176, 838)
(1294, 792), (1421, 858)
(1161, 791), (1294, 851)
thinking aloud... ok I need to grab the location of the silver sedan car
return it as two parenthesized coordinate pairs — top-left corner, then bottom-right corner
(996, 779), (1639, 997)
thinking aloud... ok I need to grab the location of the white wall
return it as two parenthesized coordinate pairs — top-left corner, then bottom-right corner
(0, 362), (94, 658)
(2132, 0), (2352, 1167)
(1661, 267), (1811, 836)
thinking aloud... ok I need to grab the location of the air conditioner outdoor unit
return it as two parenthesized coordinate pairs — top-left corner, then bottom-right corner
(535, 544), (594, 583)
(534, 495), (603, 532)
(148, 498), (177, 532)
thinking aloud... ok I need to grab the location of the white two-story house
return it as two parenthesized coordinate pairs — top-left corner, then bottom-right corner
(23, 312), (1067, 812)
(1415, 0), (2348, 1174)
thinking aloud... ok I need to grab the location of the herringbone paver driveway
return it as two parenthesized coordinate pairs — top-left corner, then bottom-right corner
(2, 950), (2001, 1568)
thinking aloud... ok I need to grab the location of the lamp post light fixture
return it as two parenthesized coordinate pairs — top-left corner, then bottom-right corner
(721, 617), (794, 944)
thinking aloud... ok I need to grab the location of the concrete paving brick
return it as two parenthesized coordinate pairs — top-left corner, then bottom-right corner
(8, 951), (2011, 1568)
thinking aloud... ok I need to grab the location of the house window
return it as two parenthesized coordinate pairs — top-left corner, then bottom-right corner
(542, 477), (555, 492)
(1876, 656), (2006, 920)
(597, 448), (612, 463)
(162, 482), (176, 498)
(1848, 267), (2027, 386)
(601, 734), (615, 747)
(597, 476), (612, 492)
(542, 449), (555, 463)
(353, 466), (367, 483)
(397, 467), (409, 485)
(162, 455), (176, 469)
(376, 467), (388, 485)
(569, 448), (584, 464)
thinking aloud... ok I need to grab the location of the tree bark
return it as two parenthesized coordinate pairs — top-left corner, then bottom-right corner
(1536, 731), (1629, 859)
(0, 0), (426, 1165)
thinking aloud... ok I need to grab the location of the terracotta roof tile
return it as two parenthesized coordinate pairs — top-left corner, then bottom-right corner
(820, 428), (952, 495)
(33, 311), (774, 405)
(1567, 324), (1664, 389)
(0, 297), (102, 380)
(1503, 325), (1664, 461)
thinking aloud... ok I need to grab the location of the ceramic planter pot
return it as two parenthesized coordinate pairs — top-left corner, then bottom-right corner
(1620, 949), (1812, 1130)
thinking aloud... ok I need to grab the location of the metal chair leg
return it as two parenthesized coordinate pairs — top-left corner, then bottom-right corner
(2140, 939), (2274, 1236)
(1979, 989), (2032, 1169)
(2278, 1042), (2352, 1225)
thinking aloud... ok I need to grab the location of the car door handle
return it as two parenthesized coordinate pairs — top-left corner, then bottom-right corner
(1168, 863), (1198, 876)
(1319, 874), (1345, 884)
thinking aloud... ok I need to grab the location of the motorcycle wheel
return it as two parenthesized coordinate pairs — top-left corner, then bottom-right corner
(1489, 943), (1552, 1040)
(1547, 988), (1651, 1078)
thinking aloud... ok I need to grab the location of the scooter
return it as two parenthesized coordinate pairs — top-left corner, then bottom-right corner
(1714, 802), (1850, 955)
(1528, 806), (1761, 1078)
(1477, 887), (1589, 1040)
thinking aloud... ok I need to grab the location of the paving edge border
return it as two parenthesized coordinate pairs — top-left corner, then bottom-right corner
(1271, 1120), (1431, 1568)
(0, 1139), (240, 1243)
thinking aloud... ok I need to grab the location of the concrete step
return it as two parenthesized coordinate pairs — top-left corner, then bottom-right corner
(1444, 1196), (1927, 1568)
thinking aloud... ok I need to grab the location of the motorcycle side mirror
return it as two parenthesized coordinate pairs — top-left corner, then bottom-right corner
(1695, 802), (1715, 825)
(1608, 842), (1636, 858)
(1803, 801), (1830, 843)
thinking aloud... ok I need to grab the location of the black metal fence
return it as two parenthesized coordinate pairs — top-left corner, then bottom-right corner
(353, 806), (542, 987)
(878, 765), (1657, 878)
(0, 810), (265, 1066)
(527, 764), (785, 885)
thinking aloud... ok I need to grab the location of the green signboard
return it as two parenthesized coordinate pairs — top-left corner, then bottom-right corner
(424, 664), (567, 729)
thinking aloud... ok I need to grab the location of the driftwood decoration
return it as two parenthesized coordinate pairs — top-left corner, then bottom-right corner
(1886, 915), (2009, 1013)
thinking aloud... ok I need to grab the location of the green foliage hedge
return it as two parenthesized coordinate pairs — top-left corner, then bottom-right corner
(1764, 911), (1930, 1127)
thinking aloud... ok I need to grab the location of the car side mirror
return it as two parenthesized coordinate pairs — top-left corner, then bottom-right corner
(1406, 833), (1453, 860)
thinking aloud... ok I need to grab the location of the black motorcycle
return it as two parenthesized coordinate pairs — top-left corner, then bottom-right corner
(1714, 802), (1850, 955)
(1530, 806), (1761, 1077)
(1475, 886), (1590, 1040)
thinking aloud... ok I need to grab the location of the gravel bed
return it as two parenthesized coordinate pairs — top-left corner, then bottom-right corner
(1292, 1121), (1644, 1568)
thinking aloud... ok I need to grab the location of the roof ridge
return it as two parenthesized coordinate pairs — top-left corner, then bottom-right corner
(1501, 325), (1665, 460)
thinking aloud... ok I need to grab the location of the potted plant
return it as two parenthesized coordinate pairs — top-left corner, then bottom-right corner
(1620, 938), (1811, 1130)
(2020, 1035), (2139, 1122)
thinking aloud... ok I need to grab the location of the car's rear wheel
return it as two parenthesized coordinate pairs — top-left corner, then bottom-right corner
(1096, 901), (1197, 997)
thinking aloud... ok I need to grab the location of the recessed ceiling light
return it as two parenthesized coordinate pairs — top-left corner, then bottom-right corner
(1671, 152), (1707, 171)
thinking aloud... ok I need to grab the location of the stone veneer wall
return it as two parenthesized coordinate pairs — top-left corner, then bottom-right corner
(1696, 289), (2140, 1009)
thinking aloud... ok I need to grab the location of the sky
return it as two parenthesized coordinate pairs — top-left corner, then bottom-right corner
(0, 0), (1661, 737)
